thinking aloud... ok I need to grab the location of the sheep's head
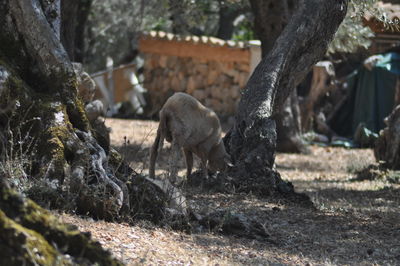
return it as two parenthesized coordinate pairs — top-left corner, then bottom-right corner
(208, 142), (233, 172)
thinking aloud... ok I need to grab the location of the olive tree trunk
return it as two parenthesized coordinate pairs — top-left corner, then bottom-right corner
(0, 0), (130, 219)
(224, 0), (348, 195)
(216, 1), (249, 40)
(249, 0), (309, 154)
(0, 0), (179, 223)
(0, 184), (122, 265)
(250, 0), (296, 53)
(374, 105), (400, 169)
(61, 0), (92, 62)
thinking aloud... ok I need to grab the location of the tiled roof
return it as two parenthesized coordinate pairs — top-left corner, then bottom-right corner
(141, 31), (260, 48)
(365, 1), (400, 21)
(378, 1), (400, 20)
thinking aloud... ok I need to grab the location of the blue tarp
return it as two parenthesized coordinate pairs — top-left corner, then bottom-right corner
(329, 53), (400, 137)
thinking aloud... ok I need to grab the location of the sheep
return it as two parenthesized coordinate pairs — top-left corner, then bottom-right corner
(149, 92), (231, 183)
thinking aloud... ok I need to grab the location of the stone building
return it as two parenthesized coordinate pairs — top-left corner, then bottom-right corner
(138, 31), (261, 118)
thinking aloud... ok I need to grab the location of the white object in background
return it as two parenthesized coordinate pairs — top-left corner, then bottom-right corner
(123, 68), (147, 114)
(363, 55), (382, 71)
(105, 56), (117, 116)
(93, 75), (112, 111)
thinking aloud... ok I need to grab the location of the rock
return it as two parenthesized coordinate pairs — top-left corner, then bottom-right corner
(216, 74), (231, 88)
(236, 62), (250, 72)
(230, 85), (240, 99)
(198, 210), (269, 240)
(170, 75), (180, 91)
(159, 55), (168, 68)
(211, 98), (223, 112)
(167, 56), (178, 68)
(196, 63), (208, 76)
(192, 89), (207, 101)
(141, 49), (251, 117)
(187, 76), (196, 93)
(207, 69), (219, 86)
(179, 78), (187, 92)
(210, 86), (222, 99)
(85, 100), (104, 122)
(237, 72), (249, 88)
(150, 54), (160, 68)
(144, 177), (187, 216)
(221, 62), (236, 77)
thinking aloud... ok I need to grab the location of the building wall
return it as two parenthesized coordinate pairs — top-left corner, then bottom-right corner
(139, 31), (260, 117)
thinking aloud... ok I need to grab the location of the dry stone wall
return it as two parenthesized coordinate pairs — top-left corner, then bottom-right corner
(140, 32), (253, 118)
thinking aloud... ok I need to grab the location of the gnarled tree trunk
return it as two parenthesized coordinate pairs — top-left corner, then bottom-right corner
(61, 0), (92, 62)
(250, 0), (296, 53)
(0, 0), (128, 219)
(249, 0), (309, 154)
(375, 105), (400, 169)
(0, 0), (181, 224)
(0, 184), (122, 265)
(224, 0), (348, 195)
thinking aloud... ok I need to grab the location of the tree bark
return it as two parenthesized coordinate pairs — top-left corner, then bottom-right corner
(0, 0), (128, 218)
(0, 0), (181, 223)
(250, 0), (308, 154)
(168, 0), (203, 35)
(274, 89), (309, 153)
(249, 0), (296, 53)
(0, 184), (122, 265)
(374, 105), (400, 169)
(224, 0), (348, 195)
(61, 0), (92, 62)
(216, 1), (248, 40)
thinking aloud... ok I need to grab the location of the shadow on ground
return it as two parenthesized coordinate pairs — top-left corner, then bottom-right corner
(112, 142), (198, 175)
(111, 134), (399, 265)
(186, 184), (400, 265)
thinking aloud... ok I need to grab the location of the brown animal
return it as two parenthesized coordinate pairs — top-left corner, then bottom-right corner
(149, 92), (231, 182)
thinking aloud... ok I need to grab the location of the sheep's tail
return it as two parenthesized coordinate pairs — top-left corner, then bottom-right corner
(149, 112), (167, 179)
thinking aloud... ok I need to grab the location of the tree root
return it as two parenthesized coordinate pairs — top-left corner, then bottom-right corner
(0, 184), (122, 265)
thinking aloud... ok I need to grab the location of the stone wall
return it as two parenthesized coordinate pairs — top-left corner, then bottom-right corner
(139, 31), (259, 118)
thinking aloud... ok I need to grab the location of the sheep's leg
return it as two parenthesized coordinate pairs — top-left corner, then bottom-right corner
(168, 140), (181, 183)
(200, 156), (209, 188)
(183, 148), (193, 178)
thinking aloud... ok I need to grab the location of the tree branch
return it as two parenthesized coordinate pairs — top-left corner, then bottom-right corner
(239, 0), (348, 124)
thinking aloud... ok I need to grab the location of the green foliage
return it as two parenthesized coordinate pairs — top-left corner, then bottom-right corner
(85, 0), (171, 72)
(232, 16), (255, 41)
(328, 15), (374, 54)
(84, 0), (249, 71)
(84, 0), (400, 71)
(328, 0), (399, 54)
(168, 0), (220, 34)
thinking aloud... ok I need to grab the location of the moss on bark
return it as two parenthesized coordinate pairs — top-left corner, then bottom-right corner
(0, 210), (66, 265)
(0, 185), (123, 265)
(0, 53), (124, 219)
(0, 0), (174, 228)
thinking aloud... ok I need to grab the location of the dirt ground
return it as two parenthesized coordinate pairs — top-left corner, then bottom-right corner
(58, 118), (400, 265)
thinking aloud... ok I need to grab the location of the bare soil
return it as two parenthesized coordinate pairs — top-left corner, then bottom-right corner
(58, 118), (400, 265)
